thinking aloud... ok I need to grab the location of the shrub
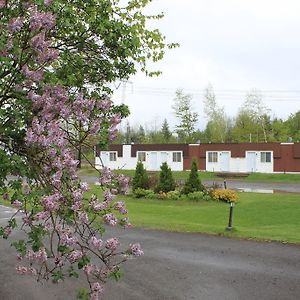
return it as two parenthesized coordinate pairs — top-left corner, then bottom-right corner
(186, 191), (205, 201)
(203, 194), (212, 201)
(157, 190), (181, 200)
(181, 159), (205, 194)
(132, 162), (149, 191)
(211, 189), (239, 203)
(158, 191), (167, 199)
(133, 188), (153, 198)
(144, 191), (157, 199)
(165, 190), (181, 200)
(155, 162), (176, 193)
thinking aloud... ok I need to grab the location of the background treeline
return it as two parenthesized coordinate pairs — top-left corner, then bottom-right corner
(114, 86), (300, 144)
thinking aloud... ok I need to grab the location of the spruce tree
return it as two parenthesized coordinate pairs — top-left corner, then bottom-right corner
(132, 162), (149, 191)
(182, 159), (204, 194)
(156, 162), (176, 192)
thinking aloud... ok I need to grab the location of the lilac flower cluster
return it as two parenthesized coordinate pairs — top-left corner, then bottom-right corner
(128, 243), (144, 257)
(0, 1), (143, 298)
(105, 238), (120, 251)
(103, 213), (118, 226)
(90, 282), (104, 300)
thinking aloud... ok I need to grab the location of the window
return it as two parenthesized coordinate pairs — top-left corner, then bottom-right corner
(260, 152), (271, 163)
(172, 152), (182, 162)
(109, 152), (117, 161)
(137, 152), (146, 162)
(208, 152), (218, 163)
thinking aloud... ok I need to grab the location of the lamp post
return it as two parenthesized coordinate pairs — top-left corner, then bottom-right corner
(226, 202), (234, 231)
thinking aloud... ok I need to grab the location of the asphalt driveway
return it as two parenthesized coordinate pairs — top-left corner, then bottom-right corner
(0, 205), (300, 300)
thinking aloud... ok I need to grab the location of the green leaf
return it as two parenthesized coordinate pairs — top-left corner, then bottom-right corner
(77, 288), (89, 300)
(77, 256), (90, 270)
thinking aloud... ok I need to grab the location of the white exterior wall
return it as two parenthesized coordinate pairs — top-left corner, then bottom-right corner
(205, 151), (274, 173)
(245, 151), (274, 173)
(95, 145), (183, 171)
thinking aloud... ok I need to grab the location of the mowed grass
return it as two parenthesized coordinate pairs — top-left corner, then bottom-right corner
(119, 192), (300, 243)
(2, 185), (299, 244)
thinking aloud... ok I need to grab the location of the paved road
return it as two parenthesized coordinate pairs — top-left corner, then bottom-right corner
(204, 179), (300, 193)
(0, 206), (300, 300)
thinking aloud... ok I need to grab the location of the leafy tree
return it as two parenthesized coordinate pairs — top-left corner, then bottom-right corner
(181, 159), (204, 194)
(132, 162), (149, 191)
(156, 162), (176, 193)
(241, 90), (271, 142)
(270, 118), (289, 142)
(286, 111), (300, 141)
(203, 85), (229, 142)
(231, 109), (257, 142)
(0, 1), (176, 298)
(172, 89), (198, 143)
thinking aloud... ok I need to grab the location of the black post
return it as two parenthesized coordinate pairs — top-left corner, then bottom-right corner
(226, 202), (234, 231)
(223, 179), (227, 189)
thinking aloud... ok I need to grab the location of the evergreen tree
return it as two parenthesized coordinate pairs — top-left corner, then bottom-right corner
(161, 119), (172, 142)
(132, 162), (149, 191)
(156, 162), (176, 192)
(181, 159), (204, 194)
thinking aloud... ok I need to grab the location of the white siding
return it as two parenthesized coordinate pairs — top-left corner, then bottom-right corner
(206, 150), (274, 173)
(95, 145), (183, 171)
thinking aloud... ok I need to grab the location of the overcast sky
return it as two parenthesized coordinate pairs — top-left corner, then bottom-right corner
(112, 0), (300, 131)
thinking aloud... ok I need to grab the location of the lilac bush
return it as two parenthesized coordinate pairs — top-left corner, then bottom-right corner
(0, 0), (177, 298)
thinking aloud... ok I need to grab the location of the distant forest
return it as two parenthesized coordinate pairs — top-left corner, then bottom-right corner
(114, 87), (300, 144)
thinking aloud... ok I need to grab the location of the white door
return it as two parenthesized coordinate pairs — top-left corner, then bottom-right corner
(100, 152), (109, 168)
(149, 152), (158, 170)
(247, 152), (256, 172)
(161, 152), (168, 163)
(220, 152), (230, 171)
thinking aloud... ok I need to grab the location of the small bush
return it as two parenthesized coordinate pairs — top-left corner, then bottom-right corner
(181, 159), (205, 194)
(211, 189), (239, 203)
(155, 162), (175, 193)
(186, 191), (205, 201)
(165, 190), (181, 200)
(203, 194), (212, 201)
(157, 190), (180, 200)
(158, 191), (167, 199)
(132, 162), (149, 191)
(133, 188), (153, 198)
(144, 191), (157, 199)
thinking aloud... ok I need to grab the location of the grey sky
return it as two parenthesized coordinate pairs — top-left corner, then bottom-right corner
(112, 0), (300, 131)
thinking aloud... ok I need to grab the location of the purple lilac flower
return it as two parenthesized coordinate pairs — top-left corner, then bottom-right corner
(105, 238), (119, 251)
(8, 17), (24, 32)
(78, 211), (89, 223)
(60, 231), (78, 246)
(103, 213), (118, 226)
(90, 199), (107, 212)
(113, 201), (128, 214)
(0, 0), (6, 9)
(128, 243), (144, 256)
(83, 263), (96, 275)
(12, 200), (22, 209)
(44, 0), (54, 6)
(68, 250), (84, 263)
(89, 236), (103, 249)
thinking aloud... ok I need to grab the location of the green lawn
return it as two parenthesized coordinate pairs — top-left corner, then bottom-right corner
(2, 186), (299, 244)
(120, 192), (300, 243)
(77, 165), (300, 183)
